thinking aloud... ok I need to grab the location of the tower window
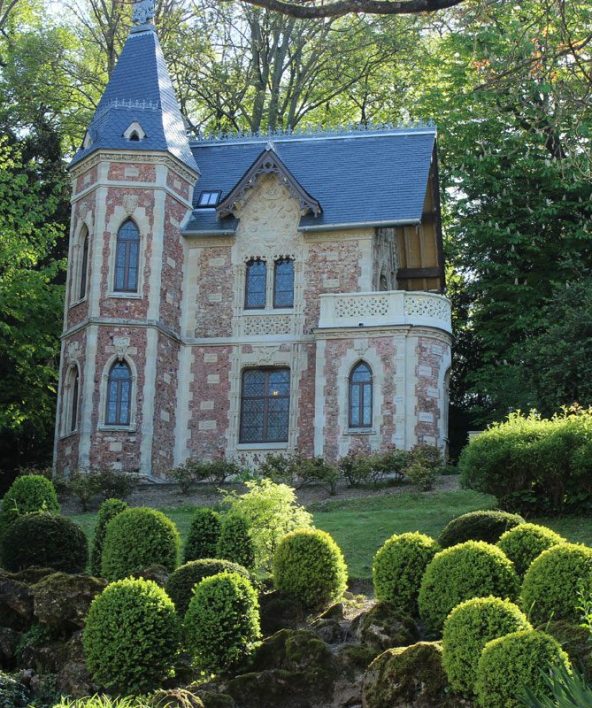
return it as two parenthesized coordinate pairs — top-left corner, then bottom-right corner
(123, 122), (146, 141)
(349, 361), (373, 428)
(245, 259), (266, 309)
(79, 227), (89, 300)
(273, 258), (294, 308)
(114, 219), (140, 293)
(128, 131), (141, 142)
(106, 361), (132, 426)
(197, 191), (221, 208)
(239, 368), (290, 443)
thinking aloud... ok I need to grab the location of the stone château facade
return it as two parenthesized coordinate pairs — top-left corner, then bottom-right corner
(53, 11), (452, 478)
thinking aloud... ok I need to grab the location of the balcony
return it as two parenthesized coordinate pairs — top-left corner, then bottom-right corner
(318, 290), (452, 334)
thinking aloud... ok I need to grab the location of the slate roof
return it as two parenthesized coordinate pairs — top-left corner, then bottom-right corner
(70, 25), (198, 173)
(184, 128), (436, 235)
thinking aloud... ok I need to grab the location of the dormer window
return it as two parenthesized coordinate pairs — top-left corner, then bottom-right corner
(197, 190), (221, 208)
(83, 132), (92, 148)
(123, 122), (146, 142)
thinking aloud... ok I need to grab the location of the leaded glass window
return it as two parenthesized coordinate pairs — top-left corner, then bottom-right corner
(239, 368), (290, 443)
(79, 227), (89, 300)
(245, 259), (266, 309)
(106, 361), (132, 426)
(114, 219), (140, 293)
(273, 258), (294, 308)
(349, 361), (372, 428)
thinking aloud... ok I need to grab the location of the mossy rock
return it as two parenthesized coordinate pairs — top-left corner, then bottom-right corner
(0, 576), (33, 631)
(131, 564), (170, 588)
(362, 641), (458, 708)
(0, 627), (21, 669)
(1, 568), (57, 585)
(32, 572), (107, 632)
(259, 591), (305, 635)
(0, 670), (30, 707)
(540, 620), (592, 681)
(336, 644), (379, 676)
(248, 629), (335, 675)
(310, 617), (344, 644)
(198, 691), (236, 708)
(352, 602), (419, 653)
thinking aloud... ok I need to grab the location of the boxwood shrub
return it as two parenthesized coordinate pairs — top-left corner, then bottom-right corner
(183, 507), (221, 563)
(418, 541), (520, 633)
(83, 577), (180, 694)
(90, 498), (128, 576)
(1, 512), (87, 573)
(497, 522), (565, 577)
(101, 507), (180, 581)
(438, 510), (525, 548)
(272, 529), (348, 611)
(372, 532), (440, 614)
(165, 558), (250, 615)
(475, 629), (571, 708)
(216, 514), (255, 570)
(521, 543), (592, 625)
(442, 596), (531, 695)
(184, 571), (261, 673)
(0, 475), (60, 540)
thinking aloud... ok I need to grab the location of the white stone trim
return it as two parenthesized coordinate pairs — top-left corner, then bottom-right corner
(313, 338), (326, 456)
(68, 219), (92, 307)
(89, 187), (108, 318)
(139, 328), (158, 472)
(79, 325), (98, 467)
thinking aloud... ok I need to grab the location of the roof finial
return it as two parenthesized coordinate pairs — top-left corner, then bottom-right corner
(132, 0), (155, 26)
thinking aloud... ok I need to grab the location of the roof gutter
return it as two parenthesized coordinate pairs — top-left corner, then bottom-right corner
(298, 218), (420, 233)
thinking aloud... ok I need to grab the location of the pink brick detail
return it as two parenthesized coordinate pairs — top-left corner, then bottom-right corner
(295, 342), (316, 457)
(322, 339), (350, 460)
(159, 194), (187, 330)
(107, 163), (156, 182)
(151, 333), (179, 476)
(166, 170), (192, 201)
(194, 247), (233, 337)
(75, 165), (98, 194)
(55, 330), (87, 472)
(414, 336), (449, 444)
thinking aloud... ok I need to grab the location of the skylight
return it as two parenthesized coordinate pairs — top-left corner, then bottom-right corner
(197, 190), (221, 208)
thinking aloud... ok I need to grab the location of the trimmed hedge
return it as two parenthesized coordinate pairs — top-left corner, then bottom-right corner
(165, 558), (250, 615)
(475, 629), (571, 708)
(0, 475), (60, 540)
(497, 522), (565, 577)
(101, 507), (180, 581)
(442, 596), (531, 695)
(183, 508), (221, 563)
(1, 512), (87, 573)
(83, 577), (180, 694)
(438, 510), (525, 548)
(521, 543), (592, 625)
(418, 541), (520, 633)
(90, 498), (128, 576)
(216, 514), (255, 570)
(372, 532), (440, 614)
(272, 529), (348, 611)
(185, 571), (261, 673)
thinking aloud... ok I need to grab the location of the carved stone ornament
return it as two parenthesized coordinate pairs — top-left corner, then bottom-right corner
(113, 336), (131, 361)
(66, 341), (81, 362)
(354, 339), (369, 355)
(132, 0), (155, 25)
(123, 194), (139, 216)
(251, 346), (276, 364)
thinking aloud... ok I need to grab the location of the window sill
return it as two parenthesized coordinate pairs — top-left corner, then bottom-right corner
(98, 425), (136, 433)
(59, 430), (78, 441)
(236, 442), (289, 450)
(242, 309), (294, 315)
(106, 292), (142, 300)
(69, 297), (88, 309)
(344, 428), (377, 436)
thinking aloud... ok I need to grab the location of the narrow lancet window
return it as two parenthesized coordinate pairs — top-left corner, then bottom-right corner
(245, 259), (266, 309)
(349, 361), (373, 428)
(106, 361), (132, 426)
(273, 258), (294, 308)
(114, 220), (140, 293)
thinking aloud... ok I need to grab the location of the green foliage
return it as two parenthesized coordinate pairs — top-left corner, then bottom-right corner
(418, 540), (520, 633)
(438, 510), (525, 548)
(521, 663), (592, 708)
(96, 468), (138, 500)
(405, 460), (436, 491)
(83, 577), (180, 695)
(101, 507), (180, 581)
(67, 471), (103, 512)
(169, 458), (242, 491)
(90, 498), (128, 576)
(272, 528), (348, 611)
(0, 670), (29, 707)
(475, 630), (571, 708)
(183, 507), (221, 563)
(217, 514), (255, 570)
(497, 523), (565, 577)
(1, 512), (87, 572)
(372, 531), (439, 613)
(521, 543), (592, 625)
(459, 410), (592, 514)
(165, 558), (250, 615)
(338, 452), (375, 487)
(442, 596), (532, 695)
(259, 454), (339, 494)
(184, 571), (261, 673)
(0, 473), (60, 538)
(167, 461), (198, 495)
(222, 479), (313, 572)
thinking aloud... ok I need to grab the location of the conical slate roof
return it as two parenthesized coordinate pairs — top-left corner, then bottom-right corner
(70, 24), (198, 173)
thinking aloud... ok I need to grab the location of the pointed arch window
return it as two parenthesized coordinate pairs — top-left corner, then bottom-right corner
(245, 259), (266, 309)
(79, 227), (89, 300)
(106, 361), (132, 426)
(349, 361), (373, 428)
(64, 365), (80, 434)
(114, 220), (140, 293)
(273, 258), (294, 308)
(70, 367), (79, 433)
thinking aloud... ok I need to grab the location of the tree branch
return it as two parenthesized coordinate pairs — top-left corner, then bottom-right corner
(233, 0), (465, 19)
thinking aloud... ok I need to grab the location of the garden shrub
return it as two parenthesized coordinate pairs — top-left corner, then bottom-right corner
(442, 596), (531, 695)
(520, 543), (592, 625)
(371, 445), (410, 482)
(293, 456), (340, 495)
(404, 460), (436, 491)
(185, 571), (261, 673)
(475, 629), (571, 708)
(407, 443), (443, 471)
(522, 663), (592, 708)
(183, 507), (221, 562)
(418, 541), (520, 632)
(83, 577), (180, 694)
(222, 479), (312, 572)
(459, 409), (592, 515)
(0, 670), (29, 707)
(272, 528), (348, 611)
(165, 558), (250, 615)
(1, 512), (87, 573)
(0, 474), (60, 539)
(91, 498), (128, 575)
(67, 470), (103, 511)
(96, 468), (138, 500)
(216, 513), (255, 569)
(497, 522), (565, 577)
(101, 507), (180, 581)
(438, 509), (525, 548)
(372, 532), (439, 613)
(543, 620), (592, 682)
(167, 461), (197, 495)
(338, 452), (375, 487)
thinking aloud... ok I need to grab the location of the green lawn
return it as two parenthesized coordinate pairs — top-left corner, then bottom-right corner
(68, 487), (592, 581)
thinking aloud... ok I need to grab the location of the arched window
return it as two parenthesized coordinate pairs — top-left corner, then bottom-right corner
(239, 368), (290, 443)
(349, 361), (372, 428)
(273, 258), (294, 308)
(106, 361), (132, 426)
(114, 220), (140, 293)
(245, 259), (266, 309)
(65, 365), (80, 434)
(79, 227), (89, 300)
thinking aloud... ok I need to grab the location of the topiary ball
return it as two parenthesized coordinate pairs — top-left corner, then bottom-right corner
(83, 577), (180, 694)
(442, 596), (532, 695)
(438, 510), (525, 548)
(372, 532), (440, 614)
(272, 529), (348, 611)
(90, 498), (128, 576)
(0, 475), (60, 540)
(184, 507), (221, 563)
(101, 507), (180, 581)
(216, 514), (255, 570)
(1, 512), (87, 573)
(497, 522), (565, 577)
(520, 543), (592, 625)
(418, 541), (520, 633)
(475, 629), (571, 708)
(165, 558), (251, 615)
(185, 571), (261, 673)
